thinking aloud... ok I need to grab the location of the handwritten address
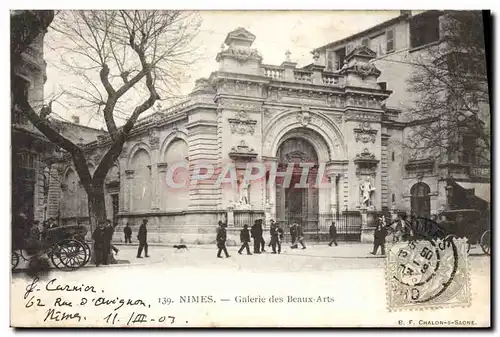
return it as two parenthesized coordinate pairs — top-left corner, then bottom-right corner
(22, 277), (182, 326)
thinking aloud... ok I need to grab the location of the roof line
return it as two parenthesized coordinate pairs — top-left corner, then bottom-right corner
(313, 10), (446, 53)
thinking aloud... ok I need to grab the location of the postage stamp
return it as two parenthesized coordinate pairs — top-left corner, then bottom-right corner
(386, 238), (471, 311)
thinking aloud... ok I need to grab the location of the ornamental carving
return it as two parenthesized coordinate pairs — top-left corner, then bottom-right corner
(354, 148), (379, 177)
(149, 136), (160, 149)
(297, 106), (312, 126)
(228, 111), (257, 135)
(353, 121), (378, 144)
(216, 45), (262, 63)
(229, 140), (257, 161)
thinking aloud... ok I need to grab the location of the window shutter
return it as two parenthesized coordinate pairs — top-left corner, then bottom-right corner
(386, 29), (395, 53)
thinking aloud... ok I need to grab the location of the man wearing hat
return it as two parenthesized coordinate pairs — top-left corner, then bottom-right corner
(93, 220), (107, 266)
(250, 219), (263, 254)
(290, 223), (306, 249)
(216, 220), (230, 258)
(137, 218), (149, 258)
(238, 224), (252, 255)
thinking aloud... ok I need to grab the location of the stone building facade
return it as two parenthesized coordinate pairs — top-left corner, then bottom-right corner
(11, 12), (57, 223)
(313, 10), (490, 222)
(56, 27), (405, 243)
(56, 12), (490, 243)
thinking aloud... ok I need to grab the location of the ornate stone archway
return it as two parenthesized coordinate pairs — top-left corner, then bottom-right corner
(263, 107), (346, 161)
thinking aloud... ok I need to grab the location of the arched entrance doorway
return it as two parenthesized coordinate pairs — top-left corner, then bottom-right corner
(410, 182), (431, 217)
(275, 135), (319, 231)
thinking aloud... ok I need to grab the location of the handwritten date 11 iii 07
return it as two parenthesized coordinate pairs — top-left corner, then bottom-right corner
(104, 312), (181, 326)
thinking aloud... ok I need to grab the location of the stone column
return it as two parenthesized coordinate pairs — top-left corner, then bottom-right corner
(150, 136), (160, 210)
(329, 174), (338, 214)
(157, 163), (168, 211)
(125, 170), (134, 211)
(227, 205), (235, 227)
(360, 207), (375, 243)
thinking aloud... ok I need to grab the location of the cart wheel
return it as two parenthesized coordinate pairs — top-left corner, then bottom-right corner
(82, 242), (91, 265)
(11, 252), (19, 271)
(480, 230), (491, 256)
(50, 239), (88, 270)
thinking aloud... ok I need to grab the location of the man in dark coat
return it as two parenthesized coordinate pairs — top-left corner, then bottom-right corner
(251, 219), (263, 254)
(105, 220), (119, 257)
(328, 221), (338, 247)
(216, 220), (230, 258)
(137, 218), (149, 258)
(124, 223), (132, 243)
(270, 221), (285, 254)
(93, 220), (107, 266)
(371, 220), (388, 255)
(290, 223), (306, 249)
(238, 224), (252, 255)
(270, 220), (282, 254)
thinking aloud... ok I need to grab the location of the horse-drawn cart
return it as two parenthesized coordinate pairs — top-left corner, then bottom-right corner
(438, 209), (490, 255)
(12, 225), (91, 271)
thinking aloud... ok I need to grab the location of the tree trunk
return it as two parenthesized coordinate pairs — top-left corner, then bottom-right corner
(88, 185), (117, 264)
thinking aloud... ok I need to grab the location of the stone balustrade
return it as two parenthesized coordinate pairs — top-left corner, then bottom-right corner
(322, 73), (341, 85)
(293, 69), (313, 82)
(263, 65), (284, 80)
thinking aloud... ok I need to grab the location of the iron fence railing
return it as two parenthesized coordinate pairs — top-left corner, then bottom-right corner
(273, 211), (362, 242)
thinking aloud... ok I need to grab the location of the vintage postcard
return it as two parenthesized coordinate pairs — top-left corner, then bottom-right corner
(10, 9), (491, 328)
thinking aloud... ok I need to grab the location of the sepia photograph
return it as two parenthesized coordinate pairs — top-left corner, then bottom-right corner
(9, 8), (491, 328)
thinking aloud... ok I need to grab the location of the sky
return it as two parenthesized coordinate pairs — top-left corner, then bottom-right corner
(44, 10), (403, 129)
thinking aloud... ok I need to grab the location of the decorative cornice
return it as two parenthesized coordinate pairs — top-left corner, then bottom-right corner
(354, 148), (379, 166)
(229, 140), (257, 161)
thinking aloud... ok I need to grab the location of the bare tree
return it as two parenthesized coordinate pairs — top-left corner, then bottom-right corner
(12, 10), (201, 230)
(405, 11), (490, 166)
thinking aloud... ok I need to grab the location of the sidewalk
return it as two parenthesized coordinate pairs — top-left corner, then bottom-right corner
(113, 242), (387, 259)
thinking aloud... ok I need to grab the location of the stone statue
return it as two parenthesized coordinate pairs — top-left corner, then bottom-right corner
(359, 176), (375, 207)
(239, 179), (250, 205)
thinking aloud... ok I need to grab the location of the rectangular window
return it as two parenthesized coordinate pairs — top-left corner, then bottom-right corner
(345, 43), (353, 55)
(392, 152), (395, 161)
(361, 38), (370, 48)
(335, 47), (346, 70)
(386, 29), (395, 53)
(326, 50), (335, 71)
(392, 193), (396, 203)
(410, 11), (440, 49)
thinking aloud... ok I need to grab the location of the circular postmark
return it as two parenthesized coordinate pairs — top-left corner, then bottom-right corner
(388, 237), (459, 304)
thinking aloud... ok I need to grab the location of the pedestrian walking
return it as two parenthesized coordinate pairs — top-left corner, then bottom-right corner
(270, 221), (284, 254)
(238, 224), (252, 255)
(136, 218), (149, 258)
(270, 220), (283, 254)
(105, 220), (119, 256)
(371, 219), (387, 255)
(290, 223), (306, 249)
(123, 223), (132, 243)
(251, 219), (263, 254)
(328, 221), (338, 247)
(92, 220), (107, 266)
(216, 220), (230, 258)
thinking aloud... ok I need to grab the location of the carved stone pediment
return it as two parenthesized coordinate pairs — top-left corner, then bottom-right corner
(354, 148), (379, 171)
(353, 121), (378, 144)
(228, 111), (257, 135)
(224, 27), (256, 46)
(229, 140), (257, 161)
(284, 151), (310, 163)
(345, 45), (377, 60)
